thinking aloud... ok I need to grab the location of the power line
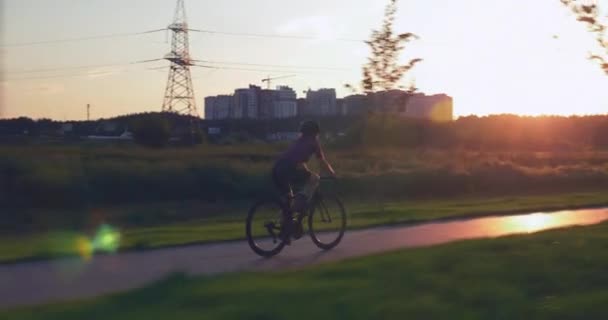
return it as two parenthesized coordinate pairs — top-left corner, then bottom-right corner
(4, 58), (352, 80)
(147, 66), (170, 70)
(5, 62), (133, 74)
(6, 72), (122, 81)
(4, 65), (163, 81)
(188, 29), (460, 47)
(138, 56), (354, 71)
(2, 23), (460, 50)
(1, 30), (163, 48)
(5, 63), (350, 81)
(192, 64), (350, 75)
(1, 28), (366, 49)
(195, 59), (351, 71)
(195, 65), (292, 73)
(189, 28), (364, 43)
(134, 56), (355, 72)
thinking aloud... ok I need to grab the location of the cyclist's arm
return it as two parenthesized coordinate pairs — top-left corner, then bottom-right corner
(314, 139), (336, 177)
(320, 159), (336, 177)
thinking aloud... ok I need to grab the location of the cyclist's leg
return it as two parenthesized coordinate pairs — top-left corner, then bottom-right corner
(272, 161), (297, 242)
(293, 165), (319, 213)
(300, 172), (320, 201)
(271, 161), (292, 199)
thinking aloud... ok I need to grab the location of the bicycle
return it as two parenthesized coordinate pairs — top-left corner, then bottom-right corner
(245, 177), (347, 258)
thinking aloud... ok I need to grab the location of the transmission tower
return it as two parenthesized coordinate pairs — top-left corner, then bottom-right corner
(161, 0), (198, 117)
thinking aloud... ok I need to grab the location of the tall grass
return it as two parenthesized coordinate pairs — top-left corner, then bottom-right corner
(1, 144), (607, 210)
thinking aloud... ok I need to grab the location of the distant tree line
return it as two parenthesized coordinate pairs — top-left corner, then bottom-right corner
(0, 112), (203, 146)
(336, 114), (608, 150)
(1, 113), (608, 150)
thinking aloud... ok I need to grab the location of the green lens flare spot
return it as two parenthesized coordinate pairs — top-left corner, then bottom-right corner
(92, 224), (121, 253)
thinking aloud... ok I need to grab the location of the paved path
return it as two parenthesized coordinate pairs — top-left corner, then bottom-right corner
(1, 207), (607, 309)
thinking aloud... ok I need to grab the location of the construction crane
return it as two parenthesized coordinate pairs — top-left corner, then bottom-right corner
(261, 75), (295, 89)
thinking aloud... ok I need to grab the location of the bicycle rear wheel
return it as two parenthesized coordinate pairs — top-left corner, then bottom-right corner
(246, 198), (287, 258)
(308, 194), (347, 250)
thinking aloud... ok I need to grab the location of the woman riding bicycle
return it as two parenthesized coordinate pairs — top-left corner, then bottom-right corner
(272, 121), (336, 234)
(245, 121), (344, 256)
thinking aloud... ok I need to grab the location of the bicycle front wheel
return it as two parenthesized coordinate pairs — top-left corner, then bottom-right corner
(308, 194), (347, 250)
(246, 198), (287, 258)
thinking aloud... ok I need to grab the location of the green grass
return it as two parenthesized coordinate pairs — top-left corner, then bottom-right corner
(5, 220), (608, 319)
(1, 190), (606, 263)
(2, 145), (608, 209)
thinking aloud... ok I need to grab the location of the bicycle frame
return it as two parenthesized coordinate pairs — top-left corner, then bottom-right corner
(281, 177), (336, 235)
(246, 176), (343, 257)
(284, 188), (325, 225)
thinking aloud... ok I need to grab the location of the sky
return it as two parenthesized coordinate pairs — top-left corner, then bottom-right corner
(1, 0), (608, 120)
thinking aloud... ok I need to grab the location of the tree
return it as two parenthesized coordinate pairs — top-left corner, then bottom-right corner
(131, 113), (171, 148)
(561, 0), (608, 75)
(347, 0), (423, 94)
(340, 0), (424, 150)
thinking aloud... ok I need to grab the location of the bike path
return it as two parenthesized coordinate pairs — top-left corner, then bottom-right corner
(1, 207), (607, 309)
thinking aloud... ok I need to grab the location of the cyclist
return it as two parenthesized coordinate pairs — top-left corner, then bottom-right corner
(272, 120), (336, 241)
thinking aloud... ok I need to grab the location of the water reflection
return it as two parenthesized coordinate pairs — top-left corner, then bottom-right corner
(517, 213), (553, 232)
(389, 208), (608, 248)
(496, 210), (608, 235)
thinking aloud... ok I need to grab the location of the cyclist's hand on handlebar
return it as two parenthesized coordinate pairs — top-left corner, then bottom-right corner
(320, 160), (336, 177)
(321, 171), (337, 180)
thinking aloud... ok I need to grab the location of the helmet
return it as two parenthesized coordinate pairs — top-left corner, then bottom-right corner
(300, 120), (320, 137)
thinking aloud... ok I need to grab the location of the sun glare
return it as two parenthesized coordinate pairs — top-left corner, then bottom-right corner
(512, 213), (554, 233)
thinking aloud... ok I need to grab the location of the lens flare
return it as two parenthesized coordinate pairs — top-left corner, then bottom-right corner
(75, 236), (93, 261)
(71, 224), (121, 261)
(92, 224), (121, 253)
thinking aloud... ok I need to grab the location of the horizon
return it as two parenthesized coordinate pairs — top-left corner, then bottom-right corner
(2, 0), (608, 121)
(4, 109), (608, 123)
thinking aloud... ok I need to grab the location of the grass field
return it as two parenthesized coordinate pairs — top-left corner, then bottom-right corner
(1, 143), (606, 263)
(1, 145), (607, 210)
(1, 190), (606, 263)
(4, 220), (608, 319)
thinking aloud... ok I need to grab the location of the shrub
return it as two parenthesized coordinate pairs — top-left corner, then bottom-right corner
(131, 114), (171, 148)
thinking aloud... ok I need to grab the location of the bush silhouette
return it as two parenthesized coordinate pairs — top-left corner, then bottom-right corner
(131, 114), (171, 148)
